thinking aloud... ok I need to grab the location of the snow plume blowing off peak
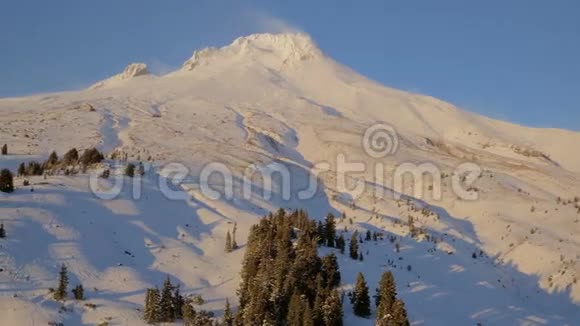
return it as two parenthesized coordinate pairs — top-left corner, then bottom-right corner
(181, 33), (323, 71)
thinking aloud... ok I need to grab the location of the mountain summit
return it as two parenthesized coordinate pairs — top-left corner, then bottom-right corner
(182, 33), (323, 71)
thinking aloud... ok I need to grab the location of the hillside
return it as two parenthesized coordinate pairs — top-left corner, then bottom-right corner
(0, 33), (579, 325)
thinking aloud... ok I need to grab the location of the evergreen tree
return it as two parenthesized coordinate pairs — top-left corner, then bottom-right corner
(388, 299), (410, 326)
(225, 230), (233, 252)
(17, 163), (26, 177)
(144, 287), (161, 324)
(375, 271), (396, 309)
(46, 151), (59, 168)
(223, 298), (233, 326)
(302, 302), (314, 326)
(53, 264), (69, 301)
(62, 148), (79, 165)
(0, 169), (14, 193)
(336, 234), (345, 254)
(1, 144), (7, 155)
(321, 254), (341, 288)
(324, 213), (336, 247)
(317, 221), (325, 245)
(349, 233), (359, 260)
(322, 289), (343, 326)
(232, 222), (239, 249)
(351, 272), (371, 318)
(159, 276), (175, 322)
(286, 292), (304, 325)
(173, 285), (184, 320)
(26, 161), (43, 176)
(0, 223), (6, 238)
(181, 302), (196, 326)
(79, 147), (104, 166)
(365, 230), (372, 241)
(125, 163), (136, 177)
(72, 284), (85, 300)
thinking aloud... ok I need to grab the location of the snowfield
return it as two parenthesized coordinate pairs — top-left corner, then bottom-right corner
(1, 33), (579, 325)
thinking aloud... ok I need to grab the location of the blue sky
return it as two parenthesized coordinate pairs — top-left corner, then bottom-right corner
(1, 1), (578, 130)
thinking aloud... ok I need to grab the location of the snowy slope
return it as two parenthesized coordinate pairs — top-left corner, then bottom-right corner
(1, 33), (579, 325)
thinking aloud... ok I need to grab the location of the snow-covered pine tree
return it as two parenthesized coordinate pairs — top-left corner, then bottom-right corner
(321, 254), (341, 288)
(173, 284), (184, 320)
(181, 302), (196, 326)
(232, 222), (239, 249)
(53, 264), (69, 301)
(225, 230), (233, 252)
(223, 298), (233, 326)
(324, 213), (336, 247)
(322, 289), (343, 326)
(375, 271), (396, 308)
(336, 234), (345, 254)
(352, 272), (371, 318)
(159, 276), (175, 322)
(72, 284), (85, 300)
(144, 287), (161, 324)
(0, 169), (14, 193)
(349, 233), (359, 260)
(125, 163), (136, 178)
(17, 163), (26, 177)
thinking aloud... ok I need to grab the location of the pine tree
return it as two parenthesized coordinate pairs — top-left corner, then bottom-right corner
(302, 302), (314, 326)
(322, 289), (343, 326)
(181, 302), (196, 326)
(47, 151), (59, 168)
(0, 223), (6, 238)
(325, 213), (336, 247)
(389, 299), (410, 326)
(286, 292), (304, 325)
(125, 163), (136, 178)
(18, 163), (26, 176)
(317, 221), (325, 245)
(79, 147), (104, 166)
(375, 271), (397, 309)
(1, 144), (6, 155)
(144, 287), (161, 324)
(0, 169), (14, 193)
(225, 230), (233, 252)
(349, 233), (359, 260)
(173, 285), (184, 320)
(365, 230), (371, 241)
(352, 272), (371, 318)
(232, 222), (239, 249)
(159, 276), (175, 322)
(53, 264), (69, 301)
(321, 254), (341, 288)
(72, 284), (85, 300)
(336, 234), (345, 254)
(223, 298), (233, 326)
(62, 148), (79, 165)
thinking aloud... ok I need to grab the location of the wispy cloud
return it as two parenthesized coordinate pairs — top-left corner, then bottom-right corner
(246, 11), (303, 34)
(147, 58), (178, 76)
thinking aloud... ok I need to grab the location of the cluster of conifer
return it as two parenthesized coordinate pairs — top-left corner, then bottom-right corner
(235, 209), (343, 325)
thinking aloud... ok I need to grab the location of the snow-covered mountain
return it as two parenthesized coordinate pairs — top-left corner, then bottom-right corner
(1, 33), (579, 325)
